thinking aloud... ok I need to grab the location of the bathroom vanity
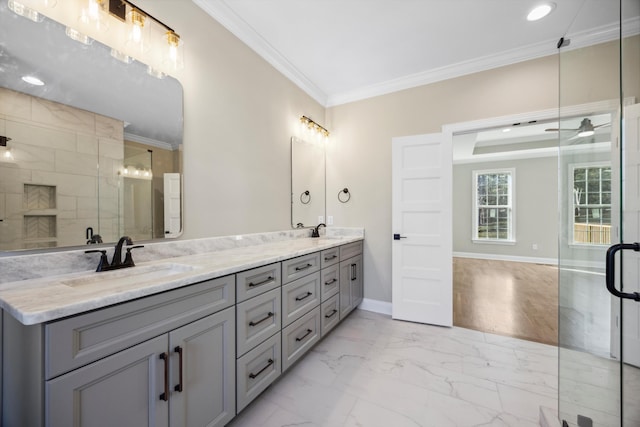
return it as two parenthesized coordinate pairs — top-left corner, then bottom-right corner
(0, 230), (363, 427)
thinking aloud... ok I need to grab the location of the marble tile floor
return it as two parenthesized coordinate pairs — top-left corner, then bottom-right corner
(228, 309), (559, 427)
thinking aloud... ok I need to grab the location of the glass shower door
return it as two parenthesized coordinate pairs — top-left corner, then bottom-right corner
(558, 1), (640, 426)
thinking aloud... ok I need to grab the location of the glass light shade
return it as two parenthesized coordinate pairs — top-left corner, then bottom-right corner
(163, 31), (184, 71)
(79, 0), (109, 32)
(65, 26), (93, 45)
(110, 49), (133, 64)
(8, 0), (43, 22)
(147, 66), (166, 79)
(126, 8), (150, 53)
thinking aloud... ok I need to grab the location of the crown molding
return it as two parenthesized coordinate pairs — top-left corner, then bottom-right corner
(193, 0), (640, 108)
(192, 0), (328, 106)
(124, 133), (177, 151)
(328, 17), (640, 107)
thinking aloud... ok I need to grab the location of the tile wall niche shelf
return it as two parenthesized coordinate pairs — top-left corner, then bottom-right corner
(23, 215), (57, 241)
(24, 184), (57, 210)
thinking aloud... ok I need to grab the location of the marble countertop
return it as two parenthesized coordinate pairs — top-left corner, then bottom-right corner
(0, 236), (363, 326)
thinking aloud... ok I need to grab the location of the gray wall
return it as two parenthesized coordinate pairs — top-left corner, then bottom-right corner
(452, 156), (558, 260)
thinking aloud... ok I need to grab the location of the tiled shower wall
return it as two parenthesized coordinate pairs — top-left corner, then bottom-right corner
(0, 87), (124, 250)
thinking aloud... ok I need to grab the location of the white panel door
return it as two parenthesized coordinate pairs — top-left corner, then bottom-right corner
(164, 173), (181, 238)
(391, 133), (452, 326)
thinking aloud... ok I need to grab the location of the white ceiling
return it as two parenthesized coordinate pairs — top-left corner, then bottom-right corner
(194, 0), (640, 107)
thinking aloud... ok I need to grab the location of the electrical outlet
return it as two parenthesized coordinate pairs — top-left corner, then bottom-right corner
(532, 243), (538, 250)
(327, 216), (334, 225)
(318, 216), (324, 223)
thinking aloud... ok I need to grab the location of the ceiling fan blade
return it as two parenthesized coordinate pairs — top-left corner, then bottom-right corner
(593, 122), (611, 129)
(545, 128), (577, 132)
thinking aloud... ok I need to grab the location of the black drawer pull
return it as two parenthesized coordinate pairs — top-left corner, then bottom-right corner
(295, 291), (312, 301)
(324, 278), (338, 286)
(248, 276), (274, 287)
(159, 352), (169, 401)
(295, 263), (312, 271)
(174, 346), (184, 393)
(249, 312), (275, 327)
(325, 309), (338, 319)
(249, 358), (274, 379)
(324, 255), (337, 261)
(295, 328), (313, 342)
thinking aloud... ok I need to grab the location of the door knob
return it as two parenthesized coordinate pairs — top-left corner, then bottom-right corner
(393, 234), (407, 240)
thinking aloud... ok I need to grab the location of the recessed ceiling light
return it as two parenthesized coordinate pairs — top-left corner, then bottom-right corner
(527, 3), (555, 21)
(502, 128), (511, 133)
(21, 75), (45, 86)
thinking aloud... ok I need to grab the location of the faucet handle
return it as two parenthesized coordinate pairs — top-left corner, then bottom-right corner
(85, 249), (109, 272)
(123, 245), (144, 267)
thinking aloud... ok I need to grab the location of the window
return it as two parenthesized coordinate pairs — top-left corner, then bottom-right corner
(473, 169), (515, 242)
(571, 164), (611, 245)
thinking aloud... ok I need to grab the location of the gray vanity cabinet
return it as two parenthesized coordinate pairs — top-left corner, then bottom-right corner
(3, 275), (236, 427)
(339, 242), (364, 319)
(47, 307), (236, 427)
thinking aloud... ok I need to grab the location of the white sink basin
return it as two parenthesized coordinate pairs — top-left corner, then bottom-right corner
(62, 263), (195, 289)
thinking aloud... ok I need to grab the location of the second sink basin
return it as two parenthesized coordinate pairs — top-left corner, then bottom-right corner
(62, 263), (195, 289)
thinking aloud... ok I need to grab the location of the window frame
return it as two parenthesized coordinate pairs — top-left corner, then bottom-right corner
(472, 168), (516, 245)
(569, 162), (612, 247)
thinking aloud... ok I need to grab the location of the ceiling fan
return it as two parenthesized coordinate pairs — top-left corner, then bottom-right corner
(545, 118), (610, 138)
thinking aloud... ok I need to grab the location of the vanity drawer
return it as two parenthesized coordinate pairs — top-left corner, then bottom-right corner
(236, 262), (281, 303)
(236, 288), (281, 357)
(282, 307), (320, 372)
(45, 275), (235, 379)
(320, 264), (339, 301)
(340, 241), (363, 261)
(282, 272), (320, 327)
(281, 252), (320, 284)
(321, 294), (340, 337)
(236, 332), (281, 412)
(320, 247), (340, 268)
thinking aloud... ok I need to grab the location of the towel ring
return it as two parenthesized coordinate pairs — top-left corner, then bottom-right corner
(300, 190), (311, 204)
(338, 188), (351, 203)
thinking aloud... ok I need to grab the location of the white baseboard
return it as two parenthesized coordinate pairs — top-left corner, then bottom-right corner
(453, 251), (558, 265)
(359, 298), (392, 316)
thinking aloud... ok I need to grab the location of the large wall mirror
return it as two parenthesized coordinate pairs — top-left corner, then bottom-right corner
(291, 136), (325, 228)
(0, 2), (183, 252)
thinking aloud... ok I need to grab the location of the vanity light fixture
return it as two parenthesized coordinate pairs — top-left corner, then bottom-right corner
(300, 116), (330, 141)
(527, 3), (555, 21)
(0, 137), (14, 162)
(14, 0), (186, 77)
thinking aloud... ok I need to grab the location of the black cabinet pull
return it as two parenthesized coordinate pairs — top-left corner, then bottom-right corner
(295, 292), (312, 301)
(295, 263), (312, 271)
(249, 312), (275, 327)
(350, 264), (357, 281)
(159, 352), (169, 401)
(248, 276), (274, 287)
(324, 255), (337, 261)
(295, 328), (313, 342)
(325, 309), (338, 319)
(324, 278), (338, 286)
(174, 346), (183, 392)
(249, 358), (274, 379)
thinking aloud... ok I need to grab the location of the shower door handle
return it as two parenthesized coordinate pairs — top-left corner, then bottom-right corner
(605, 242), (640, 301)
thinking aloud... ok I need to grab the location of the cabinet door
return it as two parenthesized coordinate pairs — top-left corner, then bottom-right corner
(339, 255), (364, 318)
(169, 307), (235, 427)
(352, 254), (364, 308)
(46, 335), (169, 427)
(339, 260), (353, 319)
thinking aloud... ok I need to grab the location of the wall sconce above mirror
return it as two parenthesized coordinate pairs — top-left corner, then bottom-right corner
(10, 0), (185, 77)
(0, 2), (184, 252)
